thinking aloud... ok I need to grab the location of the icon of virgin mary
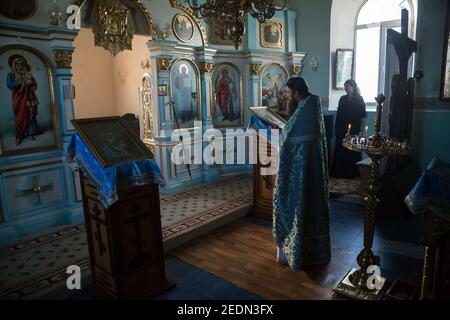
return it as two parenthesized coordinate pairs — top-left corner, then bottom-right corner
(6, 54), (42, 145)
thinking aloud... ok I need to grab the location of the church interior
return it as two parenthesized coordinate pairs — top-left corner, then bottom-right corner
(0, 0), (449, 301)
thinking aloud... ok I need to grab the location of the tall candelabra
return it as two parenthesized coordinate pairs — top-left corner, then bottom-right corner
(332, 94), (410, 300)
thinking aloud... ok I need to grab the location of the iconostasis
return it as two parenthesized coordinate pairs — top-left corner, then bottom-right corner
(0, 0), (305, 244)
(141, 0), (306, 193)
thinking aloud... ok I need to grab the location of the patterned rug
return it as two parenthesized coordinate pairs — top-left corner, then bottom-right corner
(328, 177), (361, 195)
(328, 178), (365, 206)
(0, 175), (253, 300)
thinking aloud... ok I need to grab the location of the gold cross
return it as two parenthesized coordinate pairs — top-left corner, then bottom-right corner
(21, 176), (52, 204)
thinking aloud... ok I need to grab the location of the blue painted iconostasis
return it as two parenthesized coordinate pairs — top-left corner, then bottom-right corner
(0, 0), (306, 245)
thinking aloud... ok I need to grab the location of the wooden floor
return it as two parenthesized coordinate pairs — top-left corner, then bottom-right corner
(171, 218), (358, 300)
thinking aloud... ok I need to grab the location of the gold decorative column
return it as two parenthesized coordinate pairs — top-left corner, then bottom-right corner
(332, 94), (410, 300)
(53, 49), (73, 68)
(140, 75), (154, 149)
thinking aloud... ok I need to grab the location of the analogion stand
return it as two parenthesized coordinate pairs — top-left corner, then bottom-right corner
(68, 117), (173, 299)
(80, 170), (173, 299)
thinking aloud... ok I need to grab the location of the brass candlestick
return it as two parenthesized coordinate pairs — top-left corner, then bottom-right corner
(332, 94), (410, 300)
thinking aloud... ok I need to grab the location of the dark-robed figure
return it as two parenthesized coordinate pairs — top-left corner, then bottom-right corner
(331, 80), (366, 179)
(273, 77), (331, 271)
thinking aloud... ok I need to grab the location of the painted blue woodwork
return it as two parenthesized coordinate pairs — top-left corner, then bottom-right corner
(0, 23), (82, 247)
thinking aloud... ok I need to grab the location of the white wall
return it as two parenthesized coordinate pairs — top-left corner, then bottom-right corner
(329, 0), (364, 110)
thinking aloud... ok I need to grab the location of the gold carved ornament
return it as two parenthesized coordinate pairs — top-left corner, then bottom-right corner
(291, 64), (302, 75)
(77, 0), (157, 39)
(53, 49), (73, 68)
(249, 63), (261, 75)
(141, 75), (154, 141)
(199, 61), (214, 73)
(91, 0), (136, 56)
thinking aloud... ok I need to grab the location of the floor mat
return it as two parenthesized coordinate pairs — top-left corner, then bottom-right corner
(0, 175), (253, 299)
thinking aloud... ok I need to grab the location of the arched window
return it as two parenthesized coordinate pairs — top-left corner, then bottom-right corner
(355, 0), (416, 104)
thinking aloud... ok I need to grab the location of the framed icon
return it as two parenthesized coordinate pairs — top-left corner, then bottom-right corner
(0, 45), (61, 156)
(260, 63), (289, 112)
(260, 21), (283, 49)
(172, 13), (195, 43)
(158, 84), (168, 96)
(71, 117), (154, 167)
(334, 49), (354, 90)
(211, 63), (243, 128)
(209, 19), (235, 46)
(169, 59), (201, 130)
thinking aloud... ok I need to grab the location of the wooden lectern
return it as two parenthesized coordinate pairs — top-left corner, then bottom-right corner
(80, 171), (172, 299)
(249, 107), (286, 221)
(69, 117), (172, 299)
(251, 139), (277, 221)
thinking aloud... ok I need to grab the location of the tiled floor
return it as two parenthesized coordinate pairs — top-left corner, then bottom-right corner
(329, 200), (425, 285)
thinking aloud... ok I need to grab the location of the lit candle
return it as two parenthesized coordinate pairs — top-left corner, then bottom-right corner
(347, 124), (351, 136)
(365, 125), (368, 136)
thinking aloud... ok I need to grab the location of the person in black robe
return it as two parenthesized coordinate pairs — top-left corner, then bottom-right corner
(331, 80), (366, 179)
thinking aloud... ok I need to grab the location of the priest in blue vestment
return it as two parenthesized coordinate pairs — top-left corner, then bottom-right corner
(273, 77), (331, 271)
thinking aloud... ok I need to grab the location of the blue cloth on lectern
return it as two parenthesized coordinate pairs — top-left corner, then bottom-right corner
(249, 115), (275, 142)
(66, 133), (165, 208)
(249, 114), (270, 130)
(405, 157), (450, 214)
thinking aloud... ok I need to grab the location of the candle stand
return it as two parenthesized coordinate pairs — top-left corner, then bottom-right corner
(332, 94), (410, 300)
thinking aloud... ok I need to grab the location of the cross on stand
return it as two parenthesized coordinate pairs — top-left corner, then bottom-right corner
(386, 9), (417, 133)
(91, 203), (106, 256)
(389, 9), (417, 84)
(124, 202), (152, 267)
(384, 8), (417, 172)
